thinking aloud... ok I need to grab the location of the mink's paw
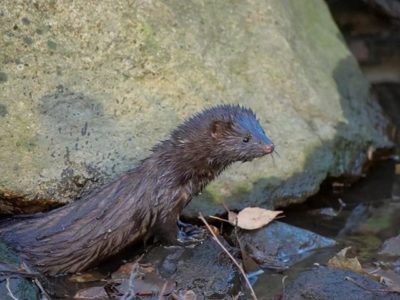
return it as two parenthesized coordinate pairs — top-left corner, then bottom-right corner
(177, 220), (206, 244)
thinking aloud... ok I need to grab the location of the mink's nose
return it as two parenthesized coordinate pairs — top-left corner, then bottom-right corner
(262, 144), (274, 154)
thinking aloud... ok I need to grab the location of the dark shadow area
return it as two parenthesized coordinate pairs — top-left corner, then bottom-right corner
(373, 83), (400, 141)
(326, 0), (400, 144)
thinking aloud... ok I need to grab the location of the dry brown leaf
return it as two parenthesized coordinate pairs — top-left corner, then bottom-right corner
(114, 262), (136, 275)
(234, 207), (283, 230)
(175, 290), (197, 300)
(140, 264), (155, 273)
(328, 247), (364, 274)
(327, 247), (382, 282)
(209, 224), (220, 236)
(329, 248), (400, 294)
(136, 290), (154, 296)
(74, 286), (108, 300)
(69, 271), (104, 283)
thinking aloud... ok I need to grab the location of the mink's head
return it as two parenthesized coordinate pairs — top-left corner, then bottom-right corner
(171, 104), (274, 166)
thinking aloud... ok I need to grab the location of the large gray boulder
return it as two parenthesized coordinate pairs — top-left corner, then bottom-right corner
(0, 1), (390, 215)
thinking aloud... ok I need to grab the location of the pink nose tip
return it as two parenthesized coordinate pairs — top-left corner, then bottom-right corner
(263, 144), (274, 154)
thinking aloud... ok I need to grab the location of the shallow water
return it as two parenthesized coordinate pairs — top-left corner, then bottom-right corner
(254, 159), (400, 299)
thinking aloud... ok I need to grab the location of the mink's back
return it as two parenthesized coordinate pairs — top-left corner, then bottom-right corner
(0, 165), (167, 274)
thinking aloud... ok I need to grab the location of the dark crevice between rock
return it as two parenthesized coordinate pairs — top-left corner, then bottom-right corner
(0, 192), (61, 216)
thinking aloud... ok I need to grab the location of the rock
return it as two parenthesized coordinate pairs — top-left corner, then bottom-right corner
(0, 242), (41, 300)
(113, 236), (241, 298)
(338, 204), (369, 236)
(373, 84), (400, 144)
(283, 266), (400, 300)
(238, 221), (336, 269)
(394, 260), (400, 274)
(327, 1), (400, 88)
(0, 0), (390, 215)
(74, 286), (108, 300)
(348, 202), (400, 236)
(362, 0), (400, 21)
(379, 234), (400, 257)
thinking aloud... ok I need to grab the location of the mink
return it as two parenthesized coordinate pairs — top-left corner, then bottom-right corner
(0, 104), (274, 275)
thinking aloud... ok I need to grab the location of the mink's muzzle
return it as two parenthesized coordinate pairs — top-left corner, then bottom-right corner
(262, 143), (274, 154)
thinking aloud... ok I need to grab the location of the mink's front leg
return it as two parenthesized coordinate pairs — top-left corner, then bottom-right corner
(154, 217), (205, 245)
(177, 219), (206, 242)
(153, 216), (180, 245)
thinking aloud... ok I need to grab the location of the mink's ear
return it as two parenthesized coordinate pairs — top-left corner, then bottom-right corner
(211, 121), (232, 139)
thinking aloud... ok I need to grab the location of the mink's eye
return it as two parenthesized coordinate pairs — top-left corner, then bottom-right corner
(242, 136), (250, 143)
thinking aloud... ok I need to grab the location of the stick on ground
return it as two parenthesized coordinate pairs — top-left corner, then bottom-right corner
(198, 213), (258, 300)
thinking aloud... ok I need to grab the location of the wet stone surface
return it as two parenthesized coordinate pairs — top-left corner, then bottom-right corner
(112, 236), (241, 299)
(0, 241), (41, 300)
(283, 266), (400, 300)
(379, 234), (400, 257)
(73, 286), (109, 300)
(238, 221), (336, 269)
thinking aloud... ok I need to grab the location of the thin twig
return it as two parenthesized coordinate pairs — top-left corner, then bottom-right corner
(158, 282), (168, 300)
(232, 217), (244, 266)
(282, 275), (288, 295)
(199, 213), (258, 300)
(208, 215), (231, 223)
(270, 153), (276, 168)
(21, 262), (51, 300)
(345, 276), (399, 293)
(6, 277), (18, 300)
(222, 202), (230, 214)
(120, 254), (144, 300)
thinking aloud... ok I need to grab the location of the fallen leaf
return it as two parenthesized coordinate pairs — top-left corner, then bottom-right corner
(328, 247), (364, 274)
(136, 290), (154, 296)
(208, 224), (220, 236)
(69, 271), (104, 283)
(115, 262), (136, 275)
(140, 264), (155, 273)
(114, 261), (153, 276)
(74, 286), (108, 300)
(331, 245), (400, 294)
(174, 290), (197, 300)
(234, 207), (283, 230)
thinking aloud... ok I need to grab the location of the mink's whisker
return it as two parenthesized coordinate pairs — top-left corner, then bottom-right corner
(270, 152), (276, 167)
